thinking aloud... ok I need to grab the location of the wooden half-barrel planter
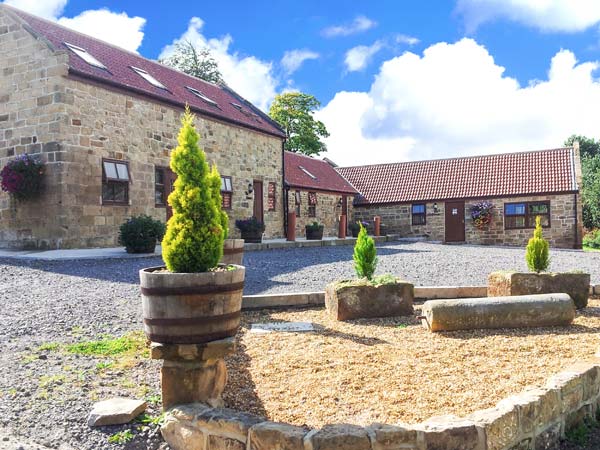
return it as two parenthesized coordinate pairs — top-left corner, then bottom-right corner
(221, 239), (244, 266)
(140, 265), (245, 344)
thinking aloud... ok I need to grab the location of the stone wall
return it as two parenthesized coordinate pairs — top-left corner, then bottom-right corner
(286, 189), (353, 238)
(162, 357), (600, 450)
(353, 193), (582, 248)
(0, 9), (284, 249)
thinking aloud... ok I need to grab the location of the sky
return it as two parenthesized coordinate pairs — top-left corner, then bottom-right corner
(3, 0), (600, 166)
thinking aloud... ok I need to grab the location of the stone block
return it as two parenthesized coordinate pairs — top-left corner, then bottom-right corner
(151, 338), (236, 361)
(560, 360), (600, 399)
(469, 404), (519, 450)
(207, 435), (245, 450)
(161, 415), (206, 450)
(488, 271), (590, 309)
(534, 422), (561, 450)
(194, 407), (264, 442)
(325, 281), (414, 321)
(367, 423), (418, 450)
(305, 424), (371, 450)
(418, 415), (482, 450)
(565, 404), (592, 431)
(161, 359), (227, 410)
(498, 390), (542, 435)
(248, 421), (307, 450)
(87, 397), (146, 427)
(546, 370), (584, 414)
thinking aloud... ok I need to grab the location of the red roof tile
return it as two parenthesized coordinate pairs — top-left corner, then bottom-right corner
(5, 5), (285, 139)
(285, 152), (357, 195)
(336, 148), (578, 205)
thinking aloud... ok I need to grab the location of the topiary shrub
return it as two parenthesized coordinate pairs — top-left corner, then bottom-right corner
(119, 215), (165, 253)
(353, 224), (377, 280)
(525, 216), (550, 273)
(161, 108), (226, 272)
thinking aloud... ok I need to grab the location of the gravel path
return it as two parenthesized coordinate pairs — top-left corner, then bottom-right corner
(0, 242), (598, 449)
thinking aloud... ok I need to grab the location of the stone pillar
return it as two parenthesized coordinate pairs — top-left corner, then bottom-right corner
(338, 215), (347, 239)
(150, 337), (236, 411)
(287, 211), (296, 241)
(374, 216), (381, 237)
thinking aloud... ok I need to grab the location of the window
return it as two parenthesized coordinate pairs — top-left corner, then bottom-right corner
(299, 165), (317, 180)
(186, 86), (219, 108)
(308, 192), (317, 218)
(155, 167), (166, 206)
(505, 201), (550, 229)
(294, 190), (301, 217)
(64, 42), (107, 69)
(221, 176), (233, 210)
(102, 159), (129, 204)
(267, 182), (276, 211)
(131, 66), (167, 90)
(412, 203), (426, 225)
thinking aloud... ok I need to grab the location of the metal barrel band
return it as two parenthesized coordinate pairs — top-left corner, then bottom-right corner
(141, 281), (244, 296)
(146, 328), (239, 344)
(223, 247), (244, 255)
(143, 310), (241, 326)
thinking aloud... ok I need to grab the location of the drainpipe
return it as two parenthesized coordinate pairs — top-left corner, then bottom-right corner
(282, 140), (287, 238)
(574, 193), (579, 249)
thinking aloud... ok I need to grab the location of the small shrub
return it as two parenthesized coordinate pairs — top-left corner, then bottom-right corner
(235, 217), (265, 233)
(0, 154), (45, 200)
(525, 216), (550, 273)
(118, 215), (165, 253)
(108, 430), (134, 445)
(353, 224), (377, 280)
(162, 108), (226, 272)
(305, 221), (324, 232)
(583, 229), (600, 249)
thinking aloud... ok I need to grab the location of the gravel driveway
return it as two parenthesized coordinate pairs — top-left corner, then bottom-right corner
(0, 241), (598, 449)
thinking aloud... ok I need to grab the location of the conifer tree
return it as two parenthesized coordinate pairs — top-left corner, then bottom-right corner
(353, 224), (377, 280)
(525, 216), (550, 273)
(162, 107), (225, 272)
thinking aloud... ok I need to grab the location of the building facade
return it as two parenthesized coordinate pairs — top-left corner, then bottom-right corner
(338, 147), (583, 249)
(0, 5), (285, 249)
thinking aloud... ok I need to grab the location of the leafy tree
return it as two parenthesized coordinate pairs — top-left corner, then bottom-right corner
(353, 224), (377, 280)
(162, 108), (226, 272)
(525, 216), (550, 273)
(269, 92), (330, 156)
(564, 136), (600, 229)
(160, 40), (224, 84)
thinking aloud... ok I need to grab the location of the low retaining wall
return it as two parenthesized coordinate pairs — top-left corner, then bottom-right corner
(162, 357), (600, 450)
(244, 236), (390, 252)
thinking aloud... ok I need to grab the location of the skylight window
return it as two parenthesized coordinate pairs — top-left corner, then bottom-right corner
(230, 102), (243, 110)
(64, 42), (106, 69)
(186, 86), (219, 107)
(131, 66), (167, 90)
(299, 165), (317, 180)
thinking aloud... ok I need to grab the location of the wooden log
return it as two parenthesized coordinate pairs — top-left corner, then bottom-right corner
(419, 293), (575, 332)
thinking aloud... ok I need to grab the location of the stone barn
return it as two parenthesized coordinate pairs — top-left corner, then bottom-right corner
(0, 5), (285, 249)
(337, 146), (583, 249)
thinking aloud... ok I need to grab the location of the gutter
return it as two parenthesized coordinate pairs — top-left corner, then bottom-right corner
(282, 141), (288, 238)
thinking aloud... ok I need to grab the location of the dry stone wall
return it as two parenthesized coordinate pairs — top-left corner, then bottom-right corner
(162, 357), (600, 450)
(352, 193), (581, 249)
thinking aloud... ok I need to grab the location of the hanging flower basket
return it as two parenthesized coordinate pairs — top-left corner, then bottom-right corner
(471, 201), (494, 230)
(0, 154), (45, 201)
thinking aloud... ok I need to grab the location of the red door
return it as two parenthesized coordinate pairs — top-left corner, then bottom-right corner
(253, 180), (263, 222)
(445, 201), (465, 242)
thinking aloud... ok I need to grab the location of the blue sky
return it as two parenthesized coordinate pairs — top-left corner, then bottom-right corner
(4, 0), (600, 165)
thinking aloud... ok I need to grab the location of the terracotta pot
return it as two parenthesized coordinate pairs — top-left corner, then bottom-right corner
(140, 265), (245, 344)
(220, 239), (244, 265)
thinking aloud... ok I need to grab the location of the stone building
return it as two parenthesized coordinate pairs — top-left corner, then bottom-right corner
(0, 5), (285, 249)
(284, 151), (357, 238)
(337, 146), (583, 248)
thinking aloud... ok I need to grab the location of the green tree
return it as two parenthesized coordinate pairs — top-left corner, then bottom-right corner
(525, 216), (550, 273)
(160, 40), (224, 84)
(269, 92), (330, 156)
(353, 224), (377, 280)
(162, 108), (226, 273)
(564, 135), (600, 229)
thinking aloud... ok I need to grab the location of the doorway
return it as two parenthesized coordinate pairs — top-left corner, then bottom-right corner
(253, 180), (263, 222)
(445, 201), (465, 242)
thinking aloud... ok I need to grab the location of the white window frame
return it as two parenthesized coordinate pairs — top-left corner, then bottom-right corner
(131, 66), (167, 90)
(64, 42), (107, 69)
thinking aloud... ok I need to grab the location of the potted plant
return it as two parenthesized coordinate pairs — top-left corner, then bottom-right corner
(325, 224), (414, 320)
(349, 221), (369, 238)
(139, 108), (245, 344)
(471, 201), (494, 230)
(0, 154), (45, 201)
(235, 217), (265, 243)
(305, 221), (324, 240)
(119, 215), (166, 253)
(488, 216), (590, 309)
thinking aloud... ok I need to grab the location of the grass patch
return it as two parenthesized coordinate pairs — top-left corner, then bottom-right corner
(108, 430), (134, 445)
(36, 342), (60, 352)
(38, 374), (66, 389)
(66, 331), (148, 358)
(336, 274), (405, 288)
(584, 245), (600, 252)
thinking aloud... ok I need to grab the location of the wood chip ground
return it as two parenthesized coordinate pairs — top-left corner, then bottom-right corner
(223, 299), (600, 428)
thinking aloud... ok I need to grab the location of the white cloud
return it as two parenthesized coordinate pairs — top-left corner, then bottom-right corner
(3, 0), (146, 52)
(395, 34), (420, 46)
(3, 0), (66, 19)
(322, 15), (377, 38)
(58, 9), (145, 52)
(160, 17), (277, 111)
(456, 0), (600, 32)
(318, 38), (600, 166)
(281, 49), (319, 75)
(344, 40), (384, 72)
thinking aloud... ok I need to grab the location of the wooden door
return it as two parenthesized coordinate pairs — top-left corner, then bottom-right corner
(165, 169), (177, 221)
(445, 201), (465, 242)
(253, 180), (263, 222)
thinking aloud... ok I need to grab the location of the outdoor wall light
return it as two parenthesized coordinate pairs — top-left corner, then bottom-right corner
(245, 183), (254, 196)
(433, 203), (439, 213)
